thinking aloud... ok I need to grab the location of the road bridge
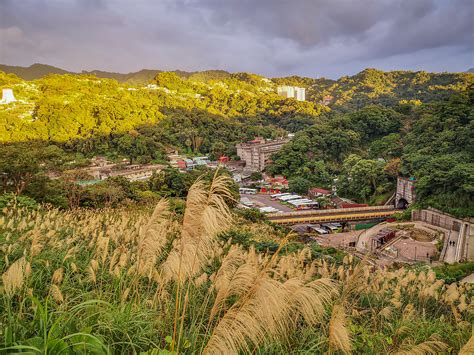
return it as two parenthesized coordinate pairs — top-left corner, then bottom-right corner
(267, 206), (397, 225)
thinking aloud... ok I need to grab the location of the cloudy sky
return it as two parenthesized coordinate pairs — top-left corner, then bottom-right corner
(0, 0), (473, 78)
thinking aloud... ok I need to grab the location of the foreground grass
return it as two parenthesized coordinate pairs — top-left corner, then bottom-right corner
(433, 262), (474, 283)
(0, 174), (473, 354)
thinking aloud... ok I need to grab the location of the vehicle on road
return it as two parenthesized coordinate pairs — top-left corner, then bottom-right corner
(278, 194), (302, 201)
(239, 188), (257, 195)
(270, 192), (290, 200)
(259, 206), (280, 213)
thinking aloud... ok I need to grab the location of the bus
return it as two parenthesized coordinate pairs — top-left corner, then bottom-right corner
(278, 194), (302, 201)
(270, 192), (290, 200)
(295, 202), (319, 210)
(239, 187), (257, 195)
(288, 199), (313, 205)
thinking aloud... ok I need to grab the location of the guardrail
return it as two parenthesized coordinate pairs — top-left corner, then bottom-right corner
(267, 205), (396, 219)
(269, 210), (396, 225)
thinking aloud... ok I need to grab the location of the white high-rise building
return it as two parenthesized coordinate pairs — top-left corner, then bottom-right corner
(277, 86), (305, 101)
(0, 88), (17, 104)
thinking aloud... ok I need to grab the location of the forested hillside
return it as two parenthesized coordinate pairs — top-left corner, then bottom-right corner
(0, 67), (473, 216)
(275, 68), (473, 111)
(269, 90), (474, 216)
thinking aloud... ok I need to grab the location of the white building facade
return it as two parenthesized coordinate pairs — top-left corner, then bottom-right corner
(0, 88), (17, 104)
(277, 86), (305, 101)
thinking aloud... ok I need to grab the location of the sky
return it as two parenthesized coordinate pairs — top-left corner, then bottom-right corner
(0, 0), (473, 79)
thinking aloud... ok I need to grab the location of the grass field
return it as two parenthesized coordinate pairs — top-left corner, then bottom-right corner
(0, 174), (473, 354)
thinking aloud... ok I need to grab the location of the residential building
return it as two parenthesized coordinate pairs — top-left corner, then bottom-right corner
(184, 159), (196, 170)
(277, 86), (305, 101)
(321, 95), (333, 105)
(175, 160), (187, 170)
(265, 175), (288, 189)
(218, 156), (230, 164)
(193, 156), (210, 166)
(168, 154), (187, 169)
(236, 137), (290, 171)
(308, 187), (331, 198)
(0, 88), (16, 104)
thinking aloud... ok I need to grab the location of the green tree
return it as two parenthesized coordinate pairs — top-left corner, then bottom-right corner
(288, 177), (312, 194)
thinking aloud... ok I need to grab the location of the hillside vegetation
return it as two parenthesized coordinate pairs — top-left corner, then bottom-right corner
(274, 68), (473, 111)
(0, 68), (473, 217)
(0, 176), (473, 354)
(269, 88), (474, 216)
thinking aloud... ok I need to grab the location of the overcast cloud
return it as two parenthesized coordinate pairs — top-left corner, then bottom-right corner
(0, 0), (472, 78)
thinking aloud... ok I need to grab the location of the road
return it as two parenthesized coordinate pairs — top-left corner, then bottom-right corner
(461, 273), (474, 283)
(241, 194), (293, 212)
(443, 230), (460, 264)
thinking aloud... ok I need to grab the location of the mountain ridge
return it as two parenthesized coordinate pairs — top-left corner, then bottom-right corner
(0, 63), (233, 83)
(2, 62), (473, 84)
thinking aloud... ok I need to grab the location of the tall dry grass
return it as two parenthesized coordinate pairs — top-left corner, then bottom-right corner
(0, 172), (472, 353)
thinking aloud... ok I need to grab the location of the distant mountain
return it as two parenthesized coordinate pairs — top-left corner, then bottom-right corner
(0, 63), (232, 84)
(467, 68), (474, 73)
(80, 69), (163, 84)
(0, 63), (73, 80)
(0, 63), (161, 83)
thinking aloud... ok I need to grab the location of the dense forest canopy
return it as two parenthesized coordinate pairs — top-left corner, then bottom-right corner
(0, 67), (473, 216)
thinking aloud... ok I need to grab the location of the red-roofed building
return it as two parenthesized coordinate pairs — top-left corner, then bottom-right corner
(218, 156), (230, 163)
(308, 187), (331, 198)
(176, 160), (187, 170)
(266, 175), (288, 188)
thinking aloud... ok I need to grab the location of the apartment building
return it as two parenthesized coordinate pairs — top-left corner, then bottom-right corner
(236, 137), (290, 171)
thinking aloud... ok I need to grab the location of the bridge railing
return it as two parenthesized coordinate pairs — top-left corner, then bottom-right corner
(270, 210), (396, 225)
(267, 205), (395, 219)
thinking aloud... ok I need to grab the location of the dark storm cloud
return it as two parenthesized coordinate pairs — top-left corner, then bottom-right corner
(0, 0), (472, 78)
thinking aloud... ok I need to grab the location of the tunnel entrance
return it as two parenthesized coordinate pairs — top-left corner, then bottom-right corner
(396, 198), (409, 209)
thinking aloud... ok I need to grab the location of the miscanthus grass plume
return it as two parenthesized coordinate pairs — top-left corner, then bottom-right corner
(0, 173), (473, 354)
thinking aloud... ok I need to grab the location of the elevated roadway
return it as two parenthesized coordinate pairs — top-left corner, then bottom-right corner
(267, 206), (397, 225)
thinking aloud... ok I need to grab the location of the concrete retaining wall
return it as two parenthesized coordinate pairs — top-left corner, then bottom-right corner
(412, 208), (474, 262)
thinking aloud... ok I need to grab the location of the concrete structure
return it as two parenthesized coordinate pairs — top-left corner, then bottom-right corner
(267, 205), (396, 225)
(0, 88), (17, 104)
(236, 137), (290, 171)
(412, 208), (474, 262)
(396, 176), (416, 209)
(277, 86), (306, 101)
(75, 163), (164, 182)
